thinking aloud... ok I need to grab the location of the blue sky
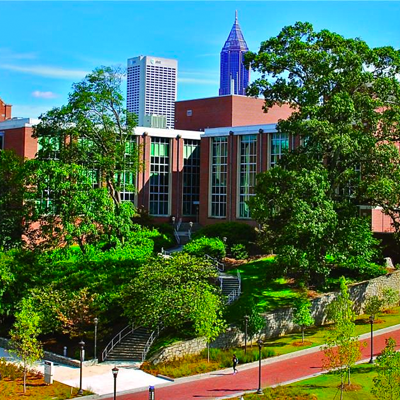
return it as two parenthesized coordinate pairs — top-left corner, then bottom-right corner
(1, 1), (400, 119)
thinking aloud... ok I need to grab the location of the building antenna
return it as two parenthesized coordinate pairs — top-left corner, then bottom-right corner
(235, 10), (238, 22)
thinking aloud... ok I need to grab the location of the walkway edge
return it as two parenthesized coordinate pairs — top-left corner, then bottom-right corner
(84, 322), (400, 399)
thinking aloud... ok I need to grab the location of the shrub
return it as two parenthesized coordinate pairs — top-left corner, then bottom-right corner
(231, 243), (248, 260)
(183, 237), (226, 259)
(192, 222), (256, 250)
(382, 288), (400, 311)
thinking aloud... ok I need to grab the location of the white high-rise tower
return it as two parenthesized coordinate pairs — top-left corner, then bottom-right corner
(127, 56), (178, 128)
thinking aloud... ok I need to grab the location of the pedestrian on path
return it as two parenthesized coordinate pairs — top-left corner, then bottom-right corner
(232, 354), (238, 374)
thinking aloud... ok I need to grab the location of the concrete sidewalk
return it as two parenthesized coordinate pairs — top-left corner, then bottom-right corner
(0, 347), (171, 395)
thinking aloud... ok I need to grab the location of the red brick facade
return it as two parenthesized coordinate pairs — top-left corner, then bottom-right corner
(0, 97), (12, 122)
(175, 95), (293, 131)
(0, 119), (38, 158)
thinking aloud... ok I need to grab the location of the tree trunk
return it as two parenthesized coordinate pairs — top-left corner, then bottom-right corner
(207, 342), (210, 363)
(348, 367), (351, 385)
(340, 375), (344, 400)
(23, 367), (27, 394)
(302, 326), (305, 343)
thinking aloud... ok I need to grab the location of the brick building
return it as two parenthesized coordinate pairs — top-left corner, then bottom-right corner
(0, 117), (39, 158)
(0, 97), (12, 122)
(0, 97), (395, 235)
(175, 95), (293, 131)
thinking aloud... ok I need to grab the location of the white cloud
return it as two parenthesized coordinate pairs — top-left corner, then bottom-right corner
(0, 48), (37, 60)
(32, 90), (58, 99)
(0, 64), (88, 80)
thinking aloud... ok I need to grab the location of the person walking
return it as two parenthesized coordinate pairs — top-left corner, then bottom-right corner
(232, 354), (238, 374)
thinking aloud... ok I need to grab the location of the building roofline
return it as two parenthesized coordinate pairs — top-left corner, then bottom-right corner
(0, 117), (40, 130)
(175, 95), (260, 103)
(203, 123), (277, 137)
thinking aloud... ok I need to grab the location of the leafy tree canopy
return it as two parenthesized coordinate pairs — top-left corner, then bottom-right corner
(245, 22), (400, 281)
(122, 252), (224, 332)
(31, 66), (139, 248)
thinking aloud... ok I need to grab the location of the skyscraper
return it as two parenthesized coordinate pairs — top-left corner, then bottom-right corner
(127, 56), (177, 128)
(219, 12), (250, 96)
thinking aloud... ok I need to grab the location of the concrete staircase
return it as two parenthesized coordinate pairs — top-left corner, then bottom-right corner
(174, 222), (201, 245)
(219, 273), (241, 297)
(103, 327), (151, 362)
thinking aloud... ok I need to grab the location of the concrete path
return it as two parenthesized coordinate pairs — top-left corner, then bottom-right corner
(92, 324), (400, 400)
(0, 348), (170, 395)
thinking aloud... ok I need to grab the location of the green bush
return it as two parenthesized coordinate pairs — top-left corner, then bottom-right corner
(231, 243), (249, 260)
(192, 222), (256, 250)
(183, 237), (226, 259)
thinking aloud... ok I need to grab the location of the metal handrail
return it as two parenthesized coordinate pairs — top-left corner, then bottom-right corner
(141, 324), (163, 362)
(102, 324), (136, 361)
(176, 218), (182, 231)
(204, 254), (224, 272)
(174, 229), (180, 244)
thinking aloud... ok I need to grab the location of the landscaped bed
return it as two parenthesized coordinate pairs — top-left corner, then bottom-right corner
(0, 358), (92, 400)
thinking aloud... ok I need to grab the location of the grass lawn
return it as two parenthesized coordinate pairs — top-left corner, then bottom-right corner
(226, 256), (302, 322)
(238, 363), (377, 399)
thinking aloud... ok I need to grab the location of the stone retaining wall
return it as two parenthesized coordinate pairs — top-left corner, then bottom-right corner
(149, 270), (400, 363)
(148, 337), (207, 365)
(0, 336), (95, 367)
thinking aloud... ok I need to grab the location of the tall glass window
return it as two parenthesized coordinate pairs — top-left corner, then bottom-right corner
(270, 133), (289, 168)
(183, 140), (200, 216)
(119, 136), (136, 201)
(210, 137), (228, 217)
(239, 135), (257, 218)
(150, 137), (170, 215)
(0, 133), (4, 150)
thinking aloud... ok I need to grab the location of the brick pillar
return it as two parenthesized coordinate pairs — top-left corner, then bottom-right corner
(199, 137), (210, 225)
(136, 132), (151, 211)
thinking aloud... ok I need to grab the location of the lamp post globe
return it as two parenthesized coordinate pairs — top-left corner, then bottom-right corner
(112, 366), (119, 400)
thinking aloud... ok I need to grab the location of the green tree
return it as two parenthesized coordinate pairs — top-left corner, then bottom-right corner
(364, 295), (384, 317)
(372, 337), (400, 400)
(382, 288), (400, 312)
(32, 66), (139, 247)
(0, 150), (28, 250)
(9, 297), (43, 394)
(240, 305), (266, 347)
(246, 22), (400, 282)
(24, 160), (137, 251)
(293, 297), (314, 344)
(191, 290), (226, 362)
(323, 277), (362, 400)
(122, 252), (224, 332)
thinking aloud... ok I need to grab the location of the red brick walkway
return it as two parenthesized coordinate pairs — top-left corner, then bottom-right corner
(99, 326), (400, 400)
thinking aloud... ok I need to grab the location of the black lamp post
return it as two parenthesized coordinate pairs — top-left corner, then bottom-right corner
(112, 366), (119, 400)
(244, 315), (249, 355)
(78, 340), (85, 395)
(94, 317), (98, 360)
(369, 314), (375, 364)
(149, 385), (155, 400)
(257, 339), (263, 395)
